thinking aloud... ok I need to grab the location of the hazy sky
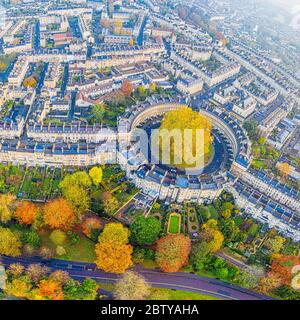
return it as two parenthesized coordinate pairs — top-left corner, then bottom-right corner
(268, 0), (300, 7)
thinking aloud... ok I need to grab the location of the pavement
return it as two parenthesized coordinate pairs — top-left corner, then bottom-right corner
(0, 254), (273, 300)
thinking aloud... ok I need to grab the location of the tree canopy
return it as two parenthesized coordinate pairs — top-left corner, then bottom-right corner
(95, 241), (133, 274)
(95, 223), (132, 273)
(43, 198), (77, 230)
(130, 215), (161, 245)
(59, 171), (92, 215)
(15, 201), (38, 225)
(159, 108), (212, 168)
(89, 166), (103, 186)
(190, 241), (211, 270)
(156, 234), (191, 272)
(121, 80), (134, 97)
(0, 194), (15, 223)
(90, 103), (106, 124)
(98, 222), (130, 245)
(0, 227), (22, 257)
(199, 219), (224, 253)
(114, 271), (150, 300)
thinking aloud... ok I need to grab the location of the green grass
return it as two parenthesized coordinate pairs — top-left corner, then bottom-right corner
(97, 284), (220, 300)
(98, 282), (115, 292)
(208, 205), (219, 220)
(168, 213), (181, 234)
(140, 259), (158, 269)
(251, 159), (268, 170)
(233, 216), (244, 227)
(38, 229), (96, 263)
(149, 288), (220, 300)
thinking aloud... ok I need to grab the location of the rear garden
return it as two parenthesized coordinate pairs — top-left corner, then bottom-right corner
(167, 213), (181, 234)
(0, 53), (17, 73)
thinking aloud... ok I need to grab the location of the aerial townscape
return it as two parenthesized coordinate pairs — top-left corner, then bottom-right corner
(0, 0), (299, 303)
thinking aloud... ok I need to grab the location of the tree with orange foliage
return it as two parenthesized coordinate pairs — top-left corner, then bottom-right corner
(269, 254), (299, 286)
(95, 241), (133, 274)
(15, 201), (39, 225)
(277, 162), (292, 177)
(94, 222), (133, 273)
(155, 234), (191, 273)
(23, 76), (37, 88)
(43, 198), (77, 230)
(121, 79), (134, 97)
(257, 275), (281, 294)
(38, 279), (64, 300)
(81, 217), (101, 237)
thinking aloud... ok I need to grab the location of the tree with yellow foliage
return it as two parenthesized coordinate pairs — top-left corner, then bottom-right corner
(150, 82), (157, 92)
(5, 277), (32, 298)
(95, 223), (133, 273)
(0, 194), (15, 223)
(98, 222), (130, 245)
(0, 61), (7, 71)
(102, 192), (119, 216)
(0, 227), (22, 257)
(89, 166), (103, 186)
(95, 241), (133, 274)
(138, 85), (145, 94)
(159, 108), (213, 169)
(199, 219), (224, 253)
(129, 38), (135, 46)
(265, 235), (286, 254)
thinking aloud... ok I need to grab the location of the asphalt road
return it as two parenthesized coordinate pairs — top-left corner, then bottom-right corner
(0, 255), (273, 300)
(0, 255), (272, 300)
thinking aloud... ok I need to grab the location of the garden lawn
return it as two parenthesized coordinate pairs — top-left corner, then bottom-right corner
(150, 288), (220, 300)
(140, 259), (158, 269)
(97, 284), (220, 300)
(251, 159), (268, 170)
(38, 229), (96, 263)
(168, 213), (181, 234)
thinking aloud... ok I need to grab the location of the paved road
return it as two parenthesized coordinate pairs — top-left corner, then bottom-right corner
(0, 255), (272, 300)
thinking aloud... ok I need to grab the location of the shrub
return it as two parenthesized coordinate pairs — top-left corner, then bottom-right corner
(56, 246), (67, 256)
(50, 230), (66, 246)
